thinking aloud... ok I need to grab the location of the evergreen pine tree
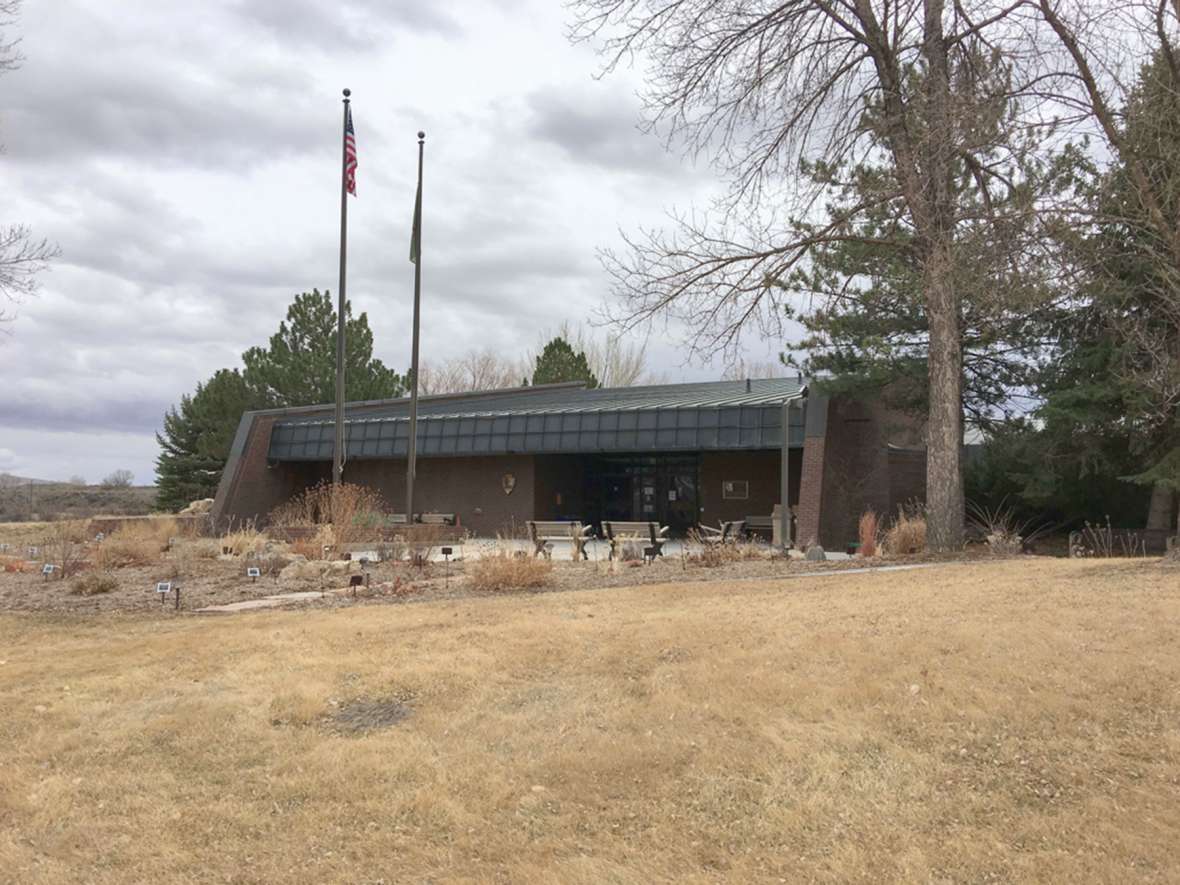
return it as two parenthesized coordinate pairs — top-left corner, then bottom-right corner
(531, 337), (599, 388)
(155, 369), (260, 511)
(242, 289), (406, 406)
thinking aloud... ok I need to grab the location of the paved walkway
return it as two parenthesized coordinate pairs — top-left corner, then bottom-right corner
(195, 591), (327, 614)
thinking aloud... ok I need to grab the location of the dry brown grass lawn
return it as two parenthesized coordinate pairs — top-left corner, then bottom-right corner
(1, 558), (1178, 883)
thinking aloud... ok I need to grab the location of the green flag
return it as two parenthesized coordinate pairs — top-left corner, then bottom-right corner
(409, 176), (421, 264)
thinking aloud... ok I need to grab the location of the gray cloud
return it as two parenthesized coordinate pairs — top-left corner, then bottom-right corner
(238, 0), (461, 48)
(4, 46), (323, 170)
(1, 0), (737, 484)
(526, 84), (690, 178)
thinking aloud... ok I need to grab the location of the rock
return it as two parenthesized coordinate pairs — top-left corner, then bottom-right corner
(279, 560), (318, 581)
(804, 545), (826, 561)
(322, 559), (358, 577)
(179, 498), (214, 515)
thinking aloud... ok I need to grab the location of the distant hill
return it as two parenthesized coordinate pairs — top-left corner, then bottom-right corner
(0, 473), (56, 488)
(0, 479), (158, 522)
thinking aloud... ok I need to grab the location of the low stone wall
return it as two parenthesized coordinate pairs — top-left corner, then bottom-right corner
(88, 514), (212, 537)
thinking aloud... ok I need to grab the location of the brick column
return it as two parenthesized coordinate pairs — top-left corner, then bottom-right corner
(794, 393), (829, 548)
(212, 414), (289, 526)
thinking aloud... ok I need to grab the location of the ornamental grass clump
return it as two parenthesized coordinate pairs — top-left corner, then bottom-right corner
(883, 503), (927, 556)
(858, 510), (879, 558)
(469, 549), (553, 593)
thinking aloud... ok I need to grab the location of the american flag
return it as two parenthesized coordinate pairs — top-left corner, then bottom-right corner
(344, 105), (357, 196)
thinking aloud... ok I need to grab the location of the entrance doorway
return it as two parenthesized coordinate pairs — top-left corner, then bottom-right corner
(583, 454), (701, 535)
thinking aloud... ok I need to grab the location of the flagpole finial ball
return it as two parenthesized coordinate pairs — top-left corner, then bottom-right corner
(418, 130), (426, 140)
(343, 88), (351, 98)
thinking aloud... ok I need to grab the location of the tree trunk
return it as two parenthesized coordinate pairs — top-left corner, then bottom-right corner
(1146, 481), (1175, 532)
(924, 244), (965, 552)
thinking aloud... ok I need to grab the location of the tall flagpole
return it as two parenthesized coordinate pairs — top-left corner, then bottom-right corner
(333, 88), (351, 487)
(406, 131), (425, 521)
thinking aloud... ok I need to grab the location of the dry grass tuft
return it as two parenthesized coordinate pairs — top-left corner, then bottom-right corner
(268, 690), (327, 728)
(289, 526), (339, 561)
(219, 527), (267, 558)
(93, 519), (176, 569)
(858, 509), (879, 557)
(468, 549), (553, 592)
(883, 504), (927, 555)
(69, 572), (119, 596)
(182, 538), (222, 560)
(684, 531), (768, 567)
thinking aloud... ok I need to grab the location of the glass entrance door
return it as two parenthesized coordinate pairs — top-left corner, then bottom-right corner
(584, 454), (701, 535)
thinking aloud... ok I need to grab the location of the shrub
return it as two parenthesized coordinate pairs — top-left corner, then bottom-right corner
(184, 538), (222, 560)
(94, 522), (171, 569)
(70, 572), (119, 596)
(220, 527), (267, 557)
(469, 550), (552, 592)
(2, 555), (28, 573)
(967, 500), (1051, 555)
(269, 482), (389, 548)
(260, 552), (291, 578)
(47, 519), (90, 578)
(858, 510), (879, 558)
(883, 504), (927, 556)
(281, 525), (339, 561)
(683, 530), (767, 567)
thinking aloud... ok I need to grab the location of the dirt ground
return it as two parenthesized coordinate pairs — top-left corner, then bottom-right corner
(1, 557), (1178, 883)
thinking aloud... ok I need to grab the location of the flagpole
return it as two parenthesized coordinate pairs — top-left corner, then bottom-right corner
(406, 130), (425, 522)
(333, 88), (351, 487)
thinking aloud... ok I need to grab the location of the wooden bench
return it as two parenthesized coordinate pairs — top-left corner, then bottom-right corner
(418, 512), (455, 526)
(745, 515), (774, 540)
(603, 520), (669, 560)
(697, 520), (746, 545)
(527, 520), (594, 560)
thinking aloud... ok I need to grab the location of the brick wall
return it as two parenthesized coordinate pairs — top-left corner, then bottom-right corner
(213, 415), (309, 527)
(887, 447), (927, 515)
(795, 394), (927, 550)
(699, 450), (801, 526)
(533, 455), (586, 522)
(341, 455), (537, 537)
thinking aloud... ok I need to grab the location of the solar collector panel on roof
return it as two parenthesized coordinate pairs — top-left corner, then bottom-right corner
(266, 379), (808, 461)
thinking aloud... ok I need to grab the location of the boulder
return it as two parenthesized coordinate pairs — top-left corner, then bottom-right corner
(180, 498), (214, 515)
(804, 545), (826, 562)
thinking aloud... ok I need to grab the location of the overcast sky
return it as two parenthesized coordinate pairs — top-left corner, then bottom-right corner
(0, 0), (789, 484)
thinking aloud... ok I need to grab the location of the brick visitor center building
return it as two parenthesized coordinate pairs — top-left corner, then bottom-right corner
(211, 378), (926, 550)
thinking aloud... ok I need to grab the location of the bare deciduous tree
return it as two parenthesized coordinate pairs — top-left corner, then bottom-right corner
(1, 1), (58, 326)
(570, 0), (1067, 550)
(721, 359), (787, 382)
(526, 321), (651, 387)
(416, 349), (522, 395)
